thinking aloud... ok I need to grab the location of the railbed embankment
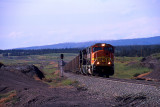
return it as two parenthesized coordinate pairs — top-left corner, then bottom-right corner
(64, 71), (160, 106)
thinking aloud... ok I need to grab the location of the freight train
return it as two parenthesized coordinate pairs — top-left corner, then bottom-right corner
(64, 43), (114, 77)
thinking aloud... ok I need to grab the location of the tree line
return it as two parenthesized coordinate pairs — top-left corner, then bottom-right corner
(114, 45), (160, 57)
(1, 45), (160, 57)
(0, 48), (82, 56)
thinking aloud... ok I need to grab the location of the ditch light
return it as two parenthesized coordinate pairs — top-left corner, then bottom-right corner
(101, 44), (105, 46)
(108, 62), (111, 65)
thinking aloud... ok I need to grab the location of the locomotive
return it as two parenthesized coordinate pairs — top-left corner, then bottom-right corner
(79, 43), (114, 77)
(64, 43), (114, 77)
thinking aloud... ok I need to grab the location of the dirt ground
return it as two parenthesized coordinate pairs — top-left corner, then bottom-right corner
(137, 56), (160, 81)
(0, 64), (113, 107)
(1, 60), (160, 107)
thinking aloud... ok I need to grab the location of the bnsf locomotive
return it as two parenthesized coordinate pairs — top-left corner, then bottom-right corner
(64, 43), (114, 77)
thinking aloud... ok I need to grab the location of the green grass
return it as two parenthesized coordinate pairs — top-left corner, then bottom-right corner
(0, 53), (78, 76)
(44, 75), (76, 87)
(112, 57), (151, 79)
(61, 79), (75, 86)
(0, 53), (78, 65)
(151, 53), (160, 61)
(0, 53), (152, 81)
(0, 53), (78, 87)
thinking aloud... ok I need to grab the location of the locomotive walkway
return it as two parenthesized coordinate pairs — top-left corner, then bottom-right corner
(64, 71), (160, 106)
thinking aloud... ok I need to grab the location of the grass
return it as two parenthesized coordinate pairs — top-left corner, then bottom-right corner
(61, 79), (75, 86)
(151, 53), (160, 61)
(0, 53), (152, 81)
(0, 90), (18, 105)
(0, 53), (78, 88)
(111, 57), (151, 79)
(44, 76), (76, 87)
(0, 53), (78, 65)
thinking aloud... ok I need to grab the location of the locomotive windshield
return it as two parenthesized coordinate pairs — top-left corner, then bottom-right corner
(104, 47), (114, 53)
(93, 47), (103, 52)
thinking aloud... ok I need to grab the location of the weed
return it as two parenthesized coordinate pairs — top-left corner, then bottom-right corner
(0, 90), (18, 105)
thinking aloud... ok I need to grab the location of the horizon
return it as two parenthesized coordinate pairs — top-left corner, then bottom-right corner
(1, 36), (159, 50)
(1, 0), (160, 49)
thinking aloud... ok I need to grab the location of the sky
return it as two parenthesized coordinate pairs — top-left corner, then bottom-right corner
(0, 0), (160, 49)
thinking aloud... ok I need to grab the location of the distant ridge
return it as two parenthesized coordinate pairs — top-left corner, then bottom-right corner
(16, 36), (160, 50)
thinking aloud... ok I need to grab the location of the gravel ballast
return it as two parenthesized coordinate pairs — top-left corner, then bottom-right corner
(64, 72), (160, 106)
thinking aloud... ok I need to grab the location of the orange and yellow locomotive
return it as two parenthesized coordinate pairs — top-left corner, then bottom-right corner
(79, 43), (114, 77)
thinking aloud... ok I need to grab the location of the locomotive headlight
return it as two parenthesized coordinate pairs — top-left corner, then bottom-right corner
(101, 44), (105, 46)
(108, 62), (111, 65)
(97, 62), (100, 64)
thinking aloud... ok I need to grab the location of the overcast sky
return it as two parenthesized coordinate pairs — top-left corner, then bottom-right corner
(0, 0), (160, 49)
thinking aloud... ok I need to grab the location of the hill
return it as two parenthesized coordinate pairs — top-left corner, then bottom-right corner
(0, 63), (108, 107)
(17, 36), (160, 49)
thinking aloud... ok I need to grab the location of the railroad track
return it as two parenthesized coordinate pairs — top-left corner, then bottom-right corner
(63, 69), (160, 106)
(62, 51), (160, 106)
(64, 71), (160, 88)
(63, 54), (160, 87)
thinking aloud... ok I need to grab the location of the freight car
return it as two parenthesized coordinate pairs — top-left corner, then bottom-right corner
(64, 43), (114, 77)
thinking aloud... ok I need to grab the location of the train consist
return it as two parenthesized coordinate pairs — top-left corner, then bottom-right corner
(64, 43), (114, 77)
